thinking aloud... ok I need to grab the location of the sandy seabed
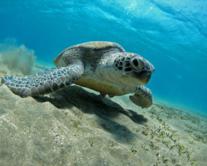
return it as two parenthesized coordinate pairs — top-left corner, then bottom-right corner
(0, 66), (207, 166)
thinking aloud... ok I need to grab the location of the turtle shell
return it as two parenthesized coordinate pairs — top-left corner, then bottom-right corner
(54, 41), (125, 67)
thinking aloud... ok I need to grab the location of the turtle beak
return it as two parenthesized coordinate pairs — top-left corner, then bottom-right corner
(138, 71), (153, 84)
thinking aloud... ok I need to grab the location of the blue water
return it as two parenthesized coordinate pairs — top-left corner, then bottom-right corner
(0, 0), (207, 114)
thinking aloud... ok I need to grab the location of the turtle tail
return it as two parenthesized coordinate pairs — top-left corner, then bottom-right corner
(1, 63), (84, 97)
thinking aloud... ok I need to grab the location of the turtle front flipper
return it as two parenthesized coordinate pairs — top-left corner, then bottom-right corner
(1, 62), (84, 97)
(129, 86), (152, 108)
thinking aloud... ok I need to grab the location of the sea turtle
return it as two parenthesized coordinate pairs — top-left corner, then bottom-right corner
(1, 41), (155, 108)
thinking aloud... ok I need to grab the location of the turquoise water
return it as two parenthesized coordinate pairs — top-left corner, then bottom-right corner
(0, 0), (207, 114)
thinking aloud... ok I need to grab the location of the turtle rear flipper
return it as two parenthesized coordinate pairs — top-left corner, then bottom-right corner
(2, 62), (84, 97)
(129, 86), (152, 108)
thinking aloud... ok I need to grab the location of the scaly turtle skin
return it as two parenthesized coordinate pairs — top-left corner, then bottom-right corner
(1, 41), (155, 108)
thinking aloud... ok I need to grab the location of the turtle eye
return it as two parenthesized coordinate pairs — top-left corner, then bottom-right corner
(133, 59), (139, 67)
(131, 57), (145, 72)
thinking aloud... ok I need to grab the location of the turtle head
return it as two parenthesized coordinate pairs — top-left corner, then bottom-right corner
(114, 53), (155, 84)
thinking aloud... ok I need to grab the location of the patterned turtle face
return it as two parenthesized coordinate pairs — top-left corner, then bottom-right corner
(114, 53), (155, 84)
